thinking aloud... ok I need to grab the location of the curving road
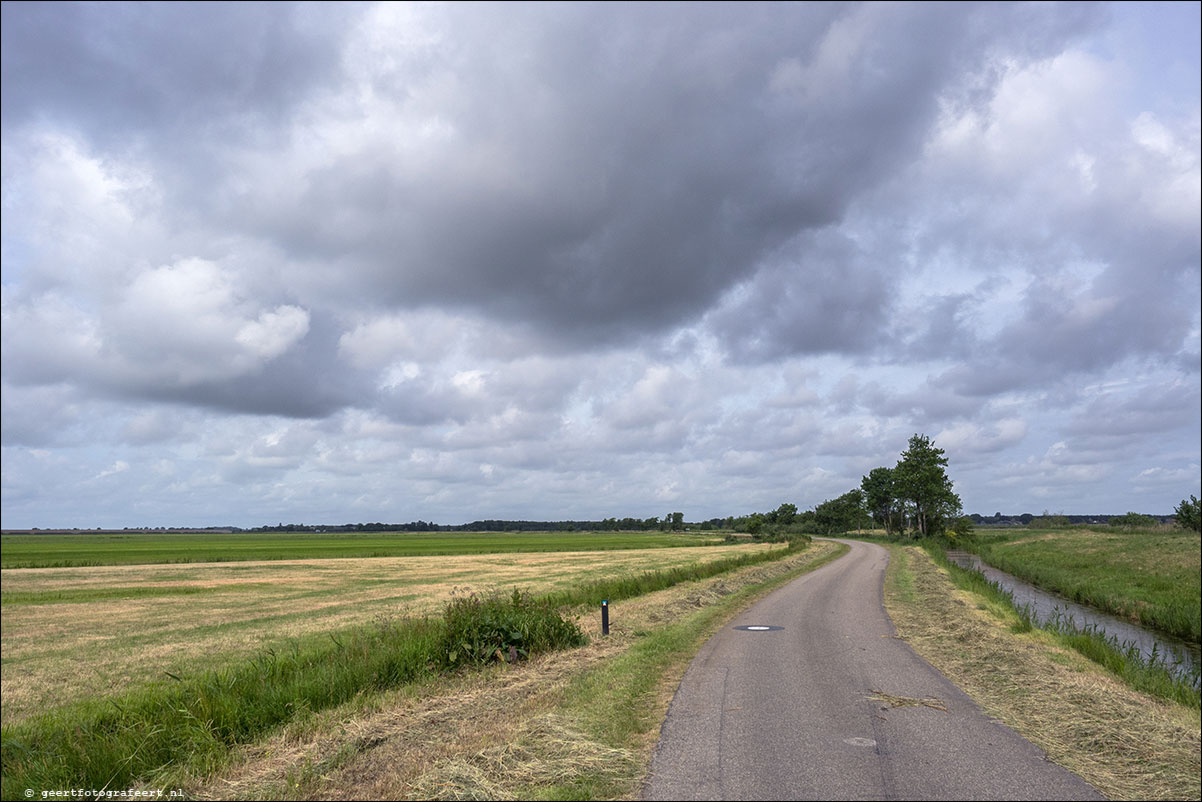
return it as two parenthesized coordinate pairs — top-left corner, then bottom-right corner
(642, 539), (1103, 801)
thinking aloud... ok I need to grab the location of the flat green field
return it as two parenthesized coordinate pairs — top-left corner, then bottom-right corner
(0, 530), (723, 568)
(971, 526), (1201, 642)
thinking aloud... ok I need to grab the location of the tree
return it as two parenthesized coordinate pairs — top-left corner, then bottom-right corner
(861, 467), (899, 535)
(774, 503), (798, 526)
(893, 434), (961, 538)
(670, 511), (684, 530)
(813, 489), (869, 535)
(1174, 496), (1201, 532)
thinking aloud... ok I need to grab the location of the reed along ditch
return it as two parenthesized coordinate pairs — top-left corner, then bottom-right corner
(945, 550), (1200, 681)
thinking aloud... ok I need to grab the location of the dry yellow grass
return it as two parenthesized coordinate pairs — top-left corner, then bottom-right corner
(884, 545), (1201, 802)
(0, 543), (782, 724)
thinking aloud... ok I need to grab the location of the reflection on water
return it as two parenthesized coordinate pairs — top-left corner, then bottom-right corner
(945, 550), (1200, 680)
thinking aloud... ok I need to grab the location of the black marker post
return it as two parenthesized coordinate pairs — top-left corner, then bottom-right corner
(601, 599), (609, 635)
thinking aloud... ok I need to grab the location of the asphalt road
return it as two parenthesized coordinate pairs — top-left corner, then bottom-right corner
(642, 539), (1104, 801)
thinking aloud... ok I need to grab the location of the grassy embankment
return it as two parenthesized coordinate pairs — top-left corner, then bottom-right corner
(884, 543), (1200, 801)
(0, 535), (817, 799)
(853, 526), (1200, 704)
(0, 530), (724, 569)
(928, 539), (1199, 707)
(963, 526), (1201, 643)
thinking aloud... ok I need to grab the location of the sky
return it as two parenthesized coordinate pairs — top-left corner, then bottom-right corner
(2, 1), (1199, 529)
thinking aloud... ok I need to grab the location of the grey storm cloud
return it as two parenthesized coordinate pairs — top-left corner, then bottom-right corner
(706, 229), (892, 359)
(1, 2), (351, 144)
(3, 1), (1109, 349)
(2, 1), (1198, 527)
(250, 1), (1104, 345)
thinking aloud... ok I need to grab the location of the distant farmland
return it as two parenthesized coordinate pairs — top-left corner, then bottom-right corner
(0, 537), (783, 723)
(0, 529), (726, 568)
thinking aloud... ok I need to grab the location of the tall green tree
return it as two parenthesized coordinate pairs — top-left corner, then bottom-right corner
(861, 467), (899, 535)
(893, 434), (961, 538)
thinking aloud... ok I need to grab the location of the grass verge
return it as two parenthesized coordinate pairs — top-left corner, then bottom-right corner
(543, 537), (810, 608)
(539, 541), (848, 800)
(921, 540), (1200, 708)
(885, 544), (1200, 801)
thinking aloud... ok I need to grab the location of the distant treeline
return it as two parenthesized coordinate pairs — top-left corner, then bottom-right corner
(248, 515), (730, 533)
(233, 511), (1182, 533)
(3, 512), (1181, 537)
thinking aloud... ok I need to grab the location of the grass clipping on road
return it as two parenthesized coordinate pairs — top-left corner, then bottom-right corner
(885, 545), (1200, 802)
(194, 540), (847, 800)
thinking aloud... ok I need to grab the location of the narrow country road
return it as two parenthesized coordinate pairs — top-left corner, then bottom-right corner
(642, 539), (1104, 801)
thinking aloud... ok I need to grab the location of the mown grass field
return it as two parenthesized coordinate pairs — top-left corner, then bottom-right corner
(1, 531), (805, 800)
(0, 529), (723, 568)
(0, 539), (780, 725)
(967, 526), (1201, 642)
(6, 528), (1198, 801)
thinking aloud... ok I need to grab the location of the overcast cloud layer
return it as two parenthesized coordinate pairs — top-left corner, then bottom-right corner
(2, 1), (1199, 528)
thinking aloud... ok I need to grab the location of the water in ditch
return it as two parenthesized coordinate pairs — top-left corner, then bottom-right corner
(944, 550), (1200, 681)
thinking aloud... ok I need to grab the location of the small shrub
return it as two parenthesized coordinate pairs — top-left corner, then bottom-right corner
(1173, 496), (1200, 532)
(948, 515), (975, 541)
(439, 588), (586, 667)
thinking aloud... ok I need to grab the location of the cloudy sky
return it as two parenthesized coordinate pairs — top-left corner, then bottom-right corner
(2, 2), (1199, 529)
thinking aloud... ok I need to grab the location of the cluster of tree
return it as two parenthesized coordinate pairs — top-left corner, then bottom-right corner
(733, 492), (875, 539)
(732, 503), (814, 539)
(861, 434), (964, 538)
(731, 435), (962, 539)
